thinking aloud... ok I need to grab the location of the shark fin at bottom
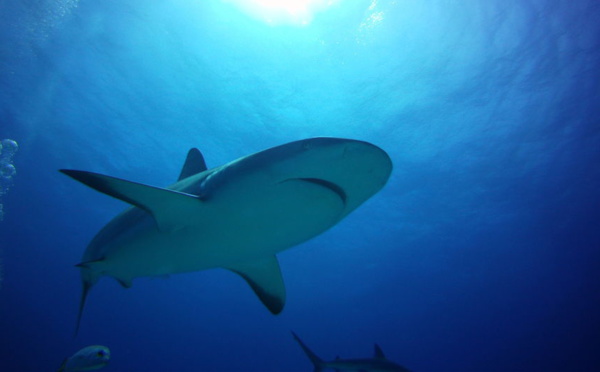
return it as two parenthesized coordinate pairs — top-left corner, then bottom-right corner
(226, 255), (286, 314)
(374, 344), (385, 359)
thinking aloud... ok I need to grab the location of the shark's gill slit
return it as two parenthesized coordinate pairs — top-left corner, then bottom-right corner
(286, 177), (347, 205)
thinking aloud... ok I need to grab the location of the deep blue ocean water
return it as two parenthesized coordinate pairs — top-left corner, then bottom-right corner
(1, 0), (599, 371)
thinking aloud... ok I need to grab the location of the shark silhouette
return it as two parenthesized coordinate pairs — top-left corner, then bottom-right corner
(292, 331), (410, 372)
(61, 137), (392, 334)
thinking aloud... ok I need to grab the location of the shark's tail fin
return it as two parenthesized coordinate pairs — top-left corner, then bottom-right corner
(74, 279), (91, 337)
(291, 331), (324, 372)
(73, 264), (103, 337)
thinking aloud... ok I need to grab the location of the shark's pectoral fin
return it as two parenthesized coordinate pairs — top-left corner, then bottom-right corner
(60, 170), (199, 232)
(226, 256), (286, 314)
(178, 148), (207, 181)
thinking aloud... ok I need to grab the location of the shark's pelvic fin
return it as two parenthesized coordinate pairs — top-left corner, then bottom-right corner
(374, 344), (385, 359)
(178, 148), (207, 181)
(60, 170), (199, 232)
(116, 278), (133, 288)
(226, 256), (286, 314)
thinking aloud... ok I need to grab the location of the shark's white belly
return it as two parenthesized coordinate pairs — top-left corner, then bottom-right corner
(96, 175), (345, 281)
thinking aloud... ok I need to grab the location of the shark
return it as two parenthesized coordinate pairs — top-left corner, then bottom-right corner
(292, 331), (410, 372)
(61, 137), (392, 334)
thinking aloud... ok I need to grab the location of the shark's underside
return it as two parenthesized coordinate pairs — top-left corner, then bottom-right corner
(61, 137), (392, 334)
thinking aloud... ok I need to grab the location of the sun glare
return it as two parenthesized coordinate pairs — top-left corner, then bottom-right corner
(226, 0), (339, 26)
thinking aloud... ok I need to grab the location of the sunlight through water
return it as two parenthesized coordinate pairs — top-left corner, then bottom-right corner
(225, 0), (340, 26)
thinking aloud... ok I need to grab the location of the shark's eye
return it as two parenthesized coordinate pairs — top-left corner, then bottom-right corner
(97, 350), (105, 357)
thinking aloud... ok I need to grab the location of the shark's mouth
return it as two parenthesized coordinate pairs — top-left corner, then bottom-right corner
(283, 177), (347, 206)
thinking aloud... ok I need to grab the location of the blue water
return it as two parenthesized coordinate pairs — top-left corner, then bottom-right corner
(1, 0), (599, 371)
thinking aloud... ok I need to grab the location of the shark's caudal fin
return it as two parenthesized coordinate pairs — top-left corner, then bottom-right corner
(178, 148), (207, 181)
(74, 280), (91, 337)
(59, 170), (199, 232)
(226, 255), (286, 314)
(292, 331), (325, 372)
(73, 259), (106, 337)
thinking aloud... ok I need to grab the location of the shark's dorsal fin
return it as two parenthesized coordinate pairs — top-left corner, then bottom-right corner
(226, 256), (286, 314)
(374, 343), (385, 359)
(178, 148), (207, 181)
(60, 170), (199, 232)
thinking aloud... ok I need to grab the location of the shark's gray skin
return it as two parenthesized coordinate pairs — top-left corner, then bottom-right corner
(292, 331), (410, 372)
(61, 137), (392, 334)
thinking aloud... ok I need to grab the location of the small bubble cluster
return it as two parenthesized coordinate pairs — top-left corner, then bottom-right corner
(0, 138), (17, 288)
(0, 139), (18, 221)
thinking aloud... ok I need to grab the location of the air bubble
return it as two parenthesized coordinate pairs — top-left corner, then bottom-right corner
(0, 138), (18, 222)
(0, 139), (18, 161)
(0, 163), (16, 179)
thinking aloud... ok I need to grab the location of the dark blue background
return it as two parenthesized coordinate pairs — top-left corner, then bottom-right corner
(1, 0), (599, 371)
